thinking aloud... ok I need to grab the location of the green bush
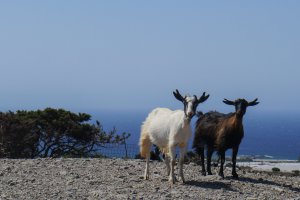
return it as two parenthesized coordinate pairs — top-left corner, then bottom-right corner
(272, 167), (280, 172)
(292, 170), (300, 176)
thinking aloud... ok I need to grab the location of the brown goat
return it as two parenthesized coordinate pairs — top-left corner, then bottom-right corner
(193, 98), (259, 179)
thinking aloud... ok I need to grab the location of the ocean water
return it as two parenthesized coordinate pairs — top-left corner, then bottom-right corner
(90, 110), (300, 160)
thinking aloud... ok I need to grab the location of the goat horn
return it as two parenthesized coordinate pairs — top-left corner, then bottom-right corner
(198, 92), (209, 103)
(223, 98), (235, 105)
(194, 95), (198, 101)
(247, 98), (259, 106)
(173, 89), (184, 102)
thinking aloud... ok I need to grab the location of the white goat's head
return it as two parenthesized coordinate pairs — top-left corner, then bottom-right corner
(173, 89), (209, 119)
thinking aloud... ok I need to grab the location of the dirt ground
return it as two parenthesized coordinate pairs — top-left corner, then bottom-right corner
(0, 158), (299, 199)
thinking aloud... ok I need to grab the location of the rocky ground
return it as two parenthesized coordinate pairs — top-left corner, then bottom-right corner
(0, 158), (299, 200)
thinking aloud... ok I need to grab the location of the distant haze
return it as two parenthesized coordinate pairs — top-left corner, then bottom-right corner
(1, 1), (300, 113)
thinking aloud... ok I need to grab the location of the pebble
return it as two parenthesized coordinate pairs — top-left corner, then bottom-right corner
(272, 186), (284, 192)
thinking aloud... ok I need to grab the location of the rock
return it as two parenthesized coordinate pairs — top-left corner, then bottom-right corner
(165, 193), (172, 198)
(272, 186), (284, 192)
(66, 180), (74, 185)
(90, 190), (104, 197)
(8, 180), (16, 186)
(60, 170), (67, 176)
(74, 174), (80, 179)
(4, 166), (11, 172)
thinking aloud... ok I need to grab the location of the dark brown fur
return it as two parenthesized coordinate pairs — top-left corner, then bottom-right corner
(193, 98), (259, 179)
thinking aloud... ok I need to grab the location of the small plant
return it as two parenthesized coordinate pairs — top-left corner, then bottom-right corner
(184, 150), (201, 164)
(272, 167), (280, 172)
(292, 170), (300, 176)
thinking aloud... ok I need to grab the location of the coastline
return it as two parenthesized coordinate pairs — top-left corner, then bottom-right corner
(238, 159), (300, 173)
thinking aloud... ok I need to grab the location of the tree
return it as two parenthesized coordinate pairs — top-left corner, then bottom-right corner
(0, 111), (39, 158)
(0, 108), (130, 158)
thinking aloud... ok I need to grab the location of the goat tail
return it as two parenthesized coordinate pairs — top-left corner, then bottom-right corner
(139, 129), (151, 158)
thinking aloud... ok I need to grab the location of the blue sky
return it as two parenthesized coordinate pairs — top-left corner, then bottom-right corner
(1, 1), (299, 113)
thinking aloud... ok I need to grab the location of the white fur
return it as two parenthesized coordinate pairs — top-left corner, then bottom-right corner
(144, 108), (192, 152)
(140, 97), (197, 183)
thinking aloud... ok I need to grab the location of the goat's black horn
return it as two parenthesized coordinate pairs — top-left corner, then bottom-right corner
(247, 98), (259, 106)
(194, 95), (198, 101)
(223, 98), (235, 105)
(173, 89), (184, 101)
(198, 92), (209, 103)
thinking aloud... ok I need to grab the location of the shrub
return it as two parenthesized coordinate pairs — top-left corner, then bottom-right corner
(272, 167), (280, 172)
(184, 150), (201, 164)
(135, 145), (162, 161)
(292, 170), (300, 176)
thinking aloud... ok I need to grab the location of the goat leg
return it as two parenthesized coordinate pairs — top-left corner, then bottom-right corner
(198, 147), (206, 176)
(232, 147), (239, 179)
(164, 156), (171, 176)
(179, 147), (187, 183)
(218, 151), (225, 179)
(169, 147), (176, 184)
(206, 148), (214, 175)
(144, 153), (150, 180)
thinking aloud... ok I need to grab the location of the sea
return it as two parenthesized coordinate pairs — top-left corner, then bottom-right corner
(89, 110), (300, 160)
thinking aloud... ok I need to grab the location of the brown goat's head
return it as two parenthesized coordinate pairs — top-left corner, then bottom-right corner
(223, 98), (259, 116)
(173, 89), (209, 119)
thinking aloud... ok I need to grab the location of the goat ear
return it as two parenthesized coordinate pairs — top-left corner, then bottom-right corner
(173, 89), (184, 102)
(196, 111), (203, 117)
(223, 98), (235, 105)
(247, 98), (259, 106)
(198, 92), (209, 103)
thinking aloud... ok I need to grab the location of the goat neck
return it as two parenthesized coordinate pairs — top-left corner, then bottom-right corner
(183, 115), (193, 125)
(235, 109), (246, 119)
(231, 113), (244, 128)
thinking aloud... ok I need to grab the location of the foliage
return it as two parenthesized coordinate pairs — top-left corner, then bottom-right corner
(0, 108), (130, 158)
(292, 170), (300, 176)
(184, 151), (201, 164)
(272, 167), (280, 172)
(0, 111), (39, 158)
(135, 145), (162, 161)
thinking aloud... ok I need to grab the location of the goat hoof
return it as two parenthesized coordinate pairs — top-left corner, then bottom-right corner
(201, 171), (206, 176)
(181, 177), (185, 183)
(169, 175), (177, 184)
(232, 173), (239, 179)
(169, 178), (175, 184)
(207, 172), (213, 175)
(218, 173), (225, 179)
(174, 176), (178, 182)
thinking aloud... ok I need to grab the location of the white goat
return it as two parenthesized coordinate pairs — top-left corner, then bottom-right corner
(139, 89), (209, 183)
